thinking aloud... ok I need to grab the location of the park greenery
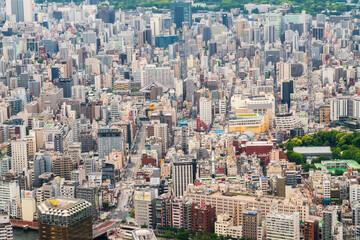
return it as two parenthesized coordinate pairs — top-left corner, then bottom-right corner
(156, 226), (251, 240)
(283, 130), (360, 173)
(35, 0), (359, 17)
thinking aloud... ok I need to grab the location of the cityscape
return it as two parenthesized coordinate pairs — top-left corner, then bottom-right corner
(0, 0), (360, 239)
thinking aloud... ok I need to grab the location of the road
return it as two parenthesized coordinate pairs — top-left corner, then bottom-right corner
(109, 121), (148, 220)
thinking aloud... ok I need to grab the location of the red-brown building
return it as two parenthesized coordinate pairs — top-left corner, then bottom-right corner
(141, 154), (157, 167)
(190, 202), (216, 233)
(304, 219), (319, 240)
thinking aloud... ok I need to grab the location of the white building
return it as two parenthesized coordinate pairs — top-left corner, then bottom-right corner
(0, 181), (20, 218)
(141, 65), (175, 88)
(6, 0), (33, 22)
(266, 209), (300, 240)
(200, 97), (212, 126)
(11, 139), (28, 173)
(0, 213), (13, 240)
(172, 158), (196, 197)
(350, 184), (360, 204)
(323, 178), (331, 200)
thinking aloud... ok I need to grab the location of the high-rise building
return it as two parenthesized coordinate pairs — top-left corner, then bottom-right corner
(76, 186), (98, 217)
(97, 128), (124, 159)
(53, 78), (74, 98)
(322, 206), (337, 240)
(52, 155), (75, 180)
(142, 65), (175, 88)
(54, 134), (64, 153)
(33, 153), (52, 188)
(242, 208), (261, 240)
(37, 197), (93, 240)
(199, 97), (212, 126)
(281, 80), (294, 110)
(170, 0), (192, 29)
(190, 202), (216, 233)
(0, 181), (20, 218)
(155, 194), (172, 228)
(11, 139), (28, 173)
(172, 158), (196, 197)
(134, 188), (157, 228)
(266, 209), (300, 240)
(0, 213), (13, 240)
(264, 25), (275, 43)
(350, 184), (360, 204)
(5, 0), (33, 22)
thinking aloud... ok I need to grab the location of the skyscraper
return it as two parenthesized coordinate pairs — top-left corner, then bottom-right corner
(170, 0), (192, 29)
(6, 0), (33, 22)
(281, 80), (294, 110)
(172, 158), (196, 197)
(37, 198), (93, 240)
(199, 97), (212, 126)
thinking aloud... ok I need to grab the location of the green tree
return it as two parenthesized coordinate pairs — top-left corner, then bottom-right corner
(130, 209), (135, 218)
(175, 231), (190, 240)
(251, 8), (259, 14)
(286, 151), (306, 165)
(332, 147), (342, 159)
(102, 202), (109, 209)
(302, 134), (313, 146)
(163, 233), (173, 238)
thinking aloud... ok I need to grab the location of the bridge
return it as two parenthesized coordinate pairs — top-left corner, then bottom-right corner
(93, 220), (121, 239)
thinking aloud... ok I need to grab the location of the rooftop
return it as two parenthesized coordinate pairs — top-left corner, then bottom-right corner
(293, 146), (332, 155)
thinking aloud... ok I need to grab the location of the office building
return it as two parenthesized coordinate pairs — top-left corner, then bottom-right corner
(134, 188), (157, 228)
(0, 181), (20, 218)
(52, 155), (75, 180)
(33, 153), (52, 187)
(322, 206), (337, 240)
(6, 0), (33, 22)
(172, 158), (196, 197)
(76, 186), (98, 216)
(170, 0), (192, 29)
(191, 202), (216, 233)
(11, 139), (28, 173)
(281, 80), (294, 110)
(266, 209), (300, 240)
(142, 65), (175, 88)
(97, 128), (124, 159)
(242, 208), (261, 240)
(304, 219), (319, 240)
(53, 78), (74, 98)
(199, 97), (212, 126)
(37, 197), (93, 240)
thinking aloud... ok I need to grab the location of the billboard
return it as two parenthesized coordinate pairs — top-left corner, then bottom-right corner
(21, 190), (34, 200)
(134, 191), (144, 200)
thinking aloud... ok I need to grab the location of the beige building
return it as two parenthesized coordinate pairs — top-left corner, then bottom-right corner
(108, 150), (123, 170)
(11, 139), (28, 173)
(185, 186), (309, 222)
(215, 213), (242, 239)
